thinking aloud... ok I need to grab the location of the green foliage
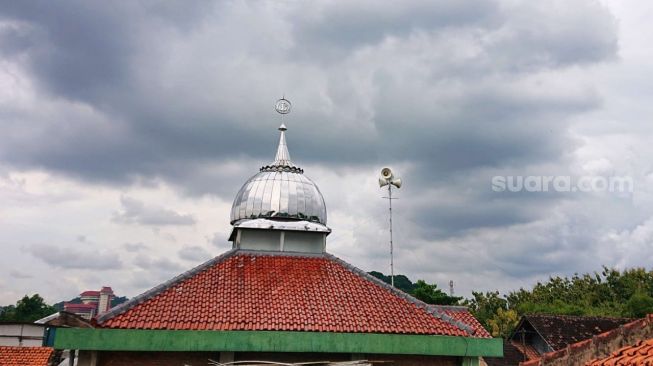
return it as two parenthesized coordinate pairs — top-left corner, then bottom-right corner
(464, 291), (507, 329)
(488, 308), (520, 338)
(0, 294), (56, 322)
(626, 293), (653, 318)
(467, 267), (653, 338)
(368, 271), (415, 293)
(368, 271), (459, 305)
(411, 280), (462, 305)
(111, 296), (128, 307)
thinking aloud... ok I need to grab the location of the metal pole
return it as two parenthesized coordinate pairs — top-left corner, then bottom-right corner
(389, 184), (394, 287)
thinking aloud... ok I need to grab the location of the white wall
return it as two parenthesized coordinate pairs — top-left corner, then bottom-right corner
(0, 324), (45, 346)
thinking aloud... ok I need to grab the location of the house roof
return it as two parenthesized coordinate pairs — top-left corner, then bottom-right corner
(64, 303), (96, 311)
(586, 339), (653, 366)
(80, 291), (100, 296)
(520, 315), (653, 366)
(98, 250), (490, 337)
(485, 341), (530, 366)
(515, 314), (632, 351)
(0, 346), (53, 366)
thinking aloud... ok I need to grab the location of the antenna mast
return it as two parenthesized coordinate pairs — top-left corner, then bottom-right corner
(379, 168), (402, 287)
(388, 183), (395, 287)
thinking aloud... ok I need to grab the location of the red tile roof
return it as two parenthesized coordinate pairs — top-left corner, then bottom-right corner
(442, 306), (491, 337)
(586, 339), (653, 366)
(64, 303), (96, 311)
(80, 291), (100, 296)
(99, 250), (489, 337)
(0, 346), (53, 366)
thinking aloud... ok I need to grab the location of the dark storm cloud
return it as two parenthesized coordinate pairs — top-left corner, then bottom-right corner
(0, 0), (620, 281)
(0, 0), (617, 192)
(25, 244), (122, 270)
(0, 1), (213, 102)
(290, 0), (502, 59)
(0, 0), (646, 303)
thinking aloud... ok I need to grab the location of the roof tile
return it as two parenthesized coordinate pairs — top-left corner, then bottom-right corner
(587, 339), (653, 366)
(523, 314), (633, 350)
(0, 346), (53, 366)
(100, 251), (488, 337)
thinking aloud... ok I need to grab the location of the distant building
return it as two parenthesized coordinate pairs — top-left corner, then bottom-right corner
(63, 287), (114, 319)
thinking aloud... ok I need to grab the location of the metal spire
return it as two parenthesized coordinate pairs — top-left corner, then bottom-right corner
(260, 97), (302, 173)
(273, 123), (294, 167)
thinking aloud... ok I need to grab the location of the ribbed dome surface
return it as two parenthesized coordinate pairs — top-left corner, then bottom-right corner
(230, 125), (327, 225)
(230, 170), (326, 224)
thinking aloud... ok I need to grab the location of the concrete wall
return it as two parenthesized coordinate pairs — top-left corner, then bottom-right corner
(239, 229), (280, 251)
(284, 231), (324, 252)
(0, 323), (45, 346)
(237, 228), (326, 253)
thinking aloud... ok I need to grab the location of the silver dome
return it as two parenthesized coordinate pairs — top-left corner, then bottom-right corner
(230, 124), (327, 225)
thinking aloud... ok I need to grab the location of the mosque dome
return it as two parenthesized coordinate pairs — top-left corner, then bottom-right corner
(230, 124), (327, 225)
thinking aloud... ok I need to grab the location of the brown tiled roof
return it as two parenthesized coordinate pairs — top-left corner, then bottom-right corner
(586, 339), (653, 365)
(0, 346), (53, 366)
(485, 341), (530, 366)
(511, 340), (541, 360)
(523, 314), (632, 350)
(520, 315), (653, 366)
(98, 250), (489, 337)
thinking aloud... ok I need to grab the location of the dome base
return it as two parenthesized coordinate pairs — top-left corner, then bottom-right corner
(229, 219), (330, 254)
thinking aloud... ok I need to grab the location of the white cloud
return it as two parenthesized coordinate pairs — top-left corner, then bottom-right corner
(178, 246), (212, 262)
(112, 196), (196, 226)
(25, 244), (123, 270)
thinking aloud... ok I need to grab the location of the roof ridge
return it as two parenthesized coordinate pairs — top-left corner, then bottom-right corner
(237, 249), (327, 258)
(432, 305), (471, 311)
(323, 253), (476, 336)
(97, 248), (239, 324)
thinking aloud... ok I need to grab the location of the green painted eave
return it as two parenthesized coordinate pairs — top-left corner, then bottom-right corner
(53, 328), (503, 357)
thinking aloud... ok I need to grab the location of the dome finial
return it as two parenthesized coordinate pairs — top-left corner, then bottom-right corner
(273, 124), (293, 166)
(229, 97), (327, 228)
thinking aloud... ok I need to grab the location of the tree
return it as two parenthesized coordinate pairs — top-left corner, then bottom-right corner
(368, 271), (415, 293)
(0, 294), (56, 322)
(411, 280), (461, 305)
(464, 291), (507, 330)
(487, 308), (520, 338)
(625, 292), (653, 318)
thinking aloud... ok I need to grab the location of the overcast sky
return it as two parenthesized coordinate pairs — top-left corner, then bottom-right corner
(1, 0), (653, 304)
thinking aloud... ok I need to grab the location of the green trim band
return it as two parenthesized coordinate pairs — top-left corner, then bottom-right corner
(53, 328), (502, 357)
